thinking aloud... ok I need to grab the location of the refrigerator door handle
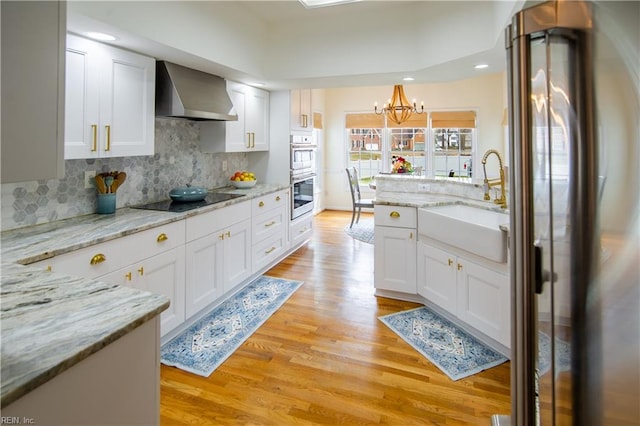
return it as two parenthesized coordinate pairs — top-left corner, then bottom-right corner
(534, 244), (557, 294)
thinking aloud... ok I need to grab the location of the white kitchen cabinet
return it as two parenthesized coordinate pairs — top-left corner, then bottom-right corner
(251, 189), (289, 273)
(417, 242), (457, 314)
(417, 240), (510, 347)
(102, 247), (186, 335)
(201, 81), (269, 152)
(64, 34), (155, 159)
(1, 1), (66, 183)
(185, 201), (252, 318)
(33, 221), (186, 336)
(290, 89), (312, 132)
(290, 213), (313, 249)
(374, 205), (417, 294)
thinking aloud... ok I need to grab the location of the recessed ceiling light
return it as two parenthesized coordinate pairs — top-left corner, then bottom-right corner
(403, 77), (415, 81)
(86, 32), (117, 42)
(474, 64), (489, 69)
(299, 0), (360, 9)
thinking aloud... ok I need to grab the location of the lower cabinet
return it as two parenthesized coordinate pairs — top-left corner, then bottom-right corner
(290, 213), (313, 248)
(102, 247), (186, 335)
(417, 240), (510, 347)
(184, 201), (252, 319)
(374, 205), (417, 294)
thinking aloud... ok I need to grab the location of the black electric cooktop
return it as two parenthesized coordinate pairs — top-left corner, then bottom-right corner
(131, 193), (246, 213)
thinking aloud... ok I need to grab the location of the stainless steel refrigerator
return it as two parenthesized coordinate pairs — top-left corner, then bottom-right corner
(502, 1), (639, 425)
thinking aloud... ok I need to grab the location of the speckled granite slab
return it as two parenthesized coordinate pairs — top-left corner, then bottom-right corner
(0, 262), (169, 407)
(1, 184), (288, 265)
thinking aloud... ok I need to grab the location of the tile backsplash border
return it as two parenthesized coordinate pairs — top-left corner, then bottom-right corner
(1, 118), (247, 231)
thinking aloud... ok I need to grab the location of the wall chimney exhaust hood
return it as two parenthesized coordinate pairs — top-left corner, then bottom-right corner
(155, 61), (237, 121)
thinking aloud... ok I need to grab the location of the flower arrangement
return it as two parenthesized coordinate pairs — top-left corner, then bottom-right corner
(391, 156), (414, 174)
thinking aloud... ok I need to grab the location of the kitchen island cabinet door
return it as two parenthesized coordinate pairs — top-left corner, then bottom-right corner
(416, 242), (457, 315)
(456, 257), (510, 347)
(374, 225), (417, 294)
(185, 233), (225, 319)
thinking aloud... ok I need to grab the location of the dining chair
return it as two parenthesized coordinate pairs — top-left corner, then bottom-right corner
(346, 167), (374, 228)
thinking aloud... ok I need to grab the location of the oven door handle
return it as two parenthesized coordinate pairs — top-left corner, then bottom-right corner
(291, 172), (317, 183)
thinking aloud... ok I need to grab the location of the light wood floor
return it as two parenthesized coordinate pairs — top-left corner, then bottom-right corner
(160, 210), (511, 425)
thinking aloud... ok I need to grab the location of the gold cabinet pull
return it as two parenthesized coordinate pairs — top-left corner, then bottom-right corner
(219, 233), (225, 240)
(225, 231), (231, 238)
(90, 253), (106, 265)
(125, 272), (132, 281)
(157, 233), (168, 243)
(301, 114), (308, 128)
(390, 211), (400, 218)
(91, 124), (98, 151)
(409, 232), (413, 239)
(252, 133), (256, 147)
(46, 265), (53, 272)
(265, 246), (276, 254)
(448, 259), (454, 266)
(276, 196), (281, 201)
(138, 267), (144, 276)
(457, 263), (463, 271)
(246, 132), (251, 148)
(259, 201), (264, 207)
(264, 221), (276, 227)
(105, 125), (111, 151)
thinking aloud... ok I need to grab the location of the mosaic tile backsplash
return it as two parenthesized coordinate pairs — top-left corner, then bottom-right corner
(1, 118), (247, 231)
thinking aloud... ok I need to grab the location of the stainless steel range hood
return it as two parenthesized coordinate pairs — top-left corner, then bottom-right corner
(155, 61), (237, 121)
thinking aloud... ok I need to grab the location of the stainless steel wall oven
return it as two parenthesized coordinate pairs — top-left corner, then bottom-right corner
(291, 172), (314, 220)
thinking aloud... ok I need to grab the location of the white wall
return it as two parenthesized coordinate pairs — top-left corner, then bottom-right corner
(322, 72), (507, 211)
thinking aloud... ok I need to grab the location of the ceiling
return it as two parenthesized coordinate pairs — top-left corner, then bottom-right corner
(67, 1), (525, 90)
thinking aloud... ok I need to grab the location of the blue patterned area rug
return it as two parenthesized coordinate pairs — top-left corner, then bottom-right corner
(379, 306), (508, 381)
(161, 275), (303, 377)
(344, 216), (374, 244)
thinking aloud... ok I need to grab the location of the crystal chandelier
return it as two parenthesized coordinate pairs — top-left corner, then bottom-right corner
(374, 85), (424, 125)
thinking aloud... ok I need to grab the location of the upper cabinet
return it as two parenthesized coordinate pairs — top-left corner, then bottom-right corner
(201, 81), (269, 153)
(64, 34), (155, 160)
(290, 89), (312, 132)
(1, 1), (66, 183)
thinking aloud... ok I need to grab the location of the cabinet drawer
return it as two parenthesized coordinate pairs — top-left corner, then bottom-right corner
(121, 220), (185, 261)
(252, 234), (286, 273)
(374, 205), (417, 228)
(251, 190), (288, 216)
(186, 200), (251, 242)
(290, 215), (313, 247)
(36, 238), (127, 279)
(253, 204), (287, 243)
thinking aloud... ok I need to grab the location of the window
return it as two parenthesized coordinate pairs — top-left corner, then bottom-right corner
(345, 110), (476, 180)
(430, 111), (476, 178)
(346, 113), (383, 185)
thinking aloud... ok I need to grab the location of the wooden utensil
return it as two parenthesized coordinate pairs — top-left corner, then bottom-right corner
(111, 172), (127, 193)
(95, 175), (106, 194)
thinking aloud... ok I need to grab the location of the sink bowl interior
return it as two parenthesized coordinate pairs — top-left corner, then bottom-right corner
(418, 204), (509, 263)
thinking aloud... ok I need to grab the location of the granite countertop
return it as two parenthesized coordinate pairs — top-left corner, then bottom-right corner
(0, 183), (287, 408)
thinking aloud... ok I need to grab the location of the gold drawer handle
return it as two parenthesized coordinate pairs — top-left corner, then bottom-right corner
(390, 211), (400, 218)
(90, 253), (106, 265)
(46, 265), (53, 272)
(448, 259), (454, 266)
(457, 263), (463, 271)
(276, 196), (281, 201)
(157, 233), (168, 242)
(265, 221), (276, 227)
(259, 201), (265, 207)
(265, 246), (276, 254)
(138, 267), (144, 276)
(125, 272), (132, 281)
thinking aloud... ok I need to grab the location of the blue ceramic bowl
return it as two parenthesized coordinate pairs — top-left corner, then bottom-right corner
(169, 186), (208, 202)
